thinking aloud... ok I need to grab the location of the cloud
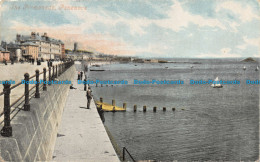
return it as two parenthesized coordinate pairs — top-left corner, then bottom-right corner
(155, 0), (226, 31)
(1, 0), (260, 58)
(236, 36), (260, 50)
(216, 1), (260, 23)
(197, 48), (241, 58)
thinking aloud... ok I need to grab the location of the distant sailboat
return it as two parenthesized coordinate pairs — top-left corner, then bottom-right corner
(243, 66), (246, 70)
(211, 77), (223, 88)
(255, 66), (259, 71)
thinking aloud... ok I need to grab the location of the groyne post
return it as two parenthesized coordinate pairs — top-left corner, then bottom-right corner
(134, 105), (137, 112)
(24, 73), (30, 111)
(100, 97), (103, 103)
(35, 70), (40, 98)
(112, 100), (115, 106)
(123, 103), (126, 110)
(153, 106), (157, 112)
(163, 107), (166, 111)
(172, 108), (175, 111)
(43, 68), (47, 91)
(1, 82), (12, 137)
(143, 105), (146, 112)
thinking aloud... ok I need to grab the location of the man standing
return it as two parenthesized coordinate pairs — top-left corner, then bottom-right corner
(86, 86), (92, 109)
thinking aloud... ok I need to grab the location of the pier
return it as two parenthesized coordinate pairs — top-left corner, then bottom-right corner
(52, 69), (119, 161)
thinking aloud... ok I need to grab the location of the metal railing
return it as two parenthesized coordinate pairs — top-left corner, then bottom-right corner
(0, 60), (74, 137)
(123, 147), (135, 162)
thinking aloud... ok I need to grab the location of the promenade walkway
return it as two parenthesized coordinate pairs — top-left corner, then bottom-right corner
(53, 63), (119, 162)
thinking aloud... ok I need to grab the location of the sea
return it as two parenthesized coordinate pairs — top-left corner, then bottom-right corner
(88, 58), (259, 161)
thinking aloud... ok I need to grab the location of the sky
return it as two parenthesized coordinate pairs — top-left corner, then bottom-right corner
(0, 0), (259, 58)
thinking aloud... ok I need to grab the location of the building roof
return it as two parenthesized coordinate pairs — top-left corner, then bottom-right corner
(18, 33), (64, 45)
(0, 46), (5, 51)
(0, 46), (9, 52)
(21, 42), (38, 46)
(7, 42), (21, 49)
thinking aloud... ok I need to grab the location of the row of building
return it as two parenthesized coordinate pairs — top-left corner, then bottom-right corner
(0, 32), (65, 62)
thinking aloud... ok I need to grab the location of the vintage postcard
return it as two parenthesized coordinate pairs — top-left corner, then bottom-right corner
(0, 0), (259, 161)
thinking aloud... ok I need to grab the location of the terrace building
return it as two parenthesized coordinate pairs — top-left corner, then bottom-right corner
(16, 32), (65, 60)
(20, 42), (39, 60)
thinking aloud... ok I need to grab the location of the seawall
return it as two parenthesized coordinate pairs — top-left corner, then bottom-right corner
(0, 65), (76, 161)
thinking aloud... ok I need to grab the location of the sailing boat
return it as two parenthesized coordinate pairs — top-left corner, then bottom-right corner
(211, 77), (223, 88)
(255, 66), (259, 71)
(243, 66), (246, 70)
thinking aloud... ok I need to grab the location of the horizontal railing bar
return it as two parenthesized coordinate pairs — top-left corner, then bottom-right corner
(10, 94), (25, 108)
(29, 85), (36, 91)
(10, 81), (22, 90)
(29, 74), (36, 80)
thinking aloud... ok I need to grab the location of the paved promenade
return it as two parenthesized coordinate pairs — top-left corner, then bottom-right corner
(53, 63), (119, 162)
(0, 61), (62, 113)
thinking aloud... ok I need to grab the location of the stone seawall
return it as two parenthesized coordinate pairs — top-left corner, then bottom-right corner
(0, 65), (76, 161)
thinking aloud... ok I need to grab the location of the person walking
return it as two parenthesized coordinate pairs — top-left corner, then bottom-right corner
(80, 71), (83, 80)
(77, 71), (81, 80)
(86, 86), (92, 109)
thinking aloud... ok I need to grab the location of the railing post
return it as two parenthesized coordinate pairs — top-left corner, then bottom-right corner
(84, 79), (86, 91)
(58, 64), (61, 76)
(24, 73), (30, 111)
(56, 65), (58, 78)
(52, 65), (55, 79)
(43, 68), (47, 91)
(35, 69), (40, 98)
(1, 82), (12, 137)
(49, 66), (51, 85)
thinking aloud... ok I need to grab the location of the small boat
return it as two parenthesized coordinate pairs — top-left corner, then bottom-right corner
(255, 66), (259, 71)
(211, 77), (223, 88)
(90, 69), (105, 71)
(243, 66), (246, 70)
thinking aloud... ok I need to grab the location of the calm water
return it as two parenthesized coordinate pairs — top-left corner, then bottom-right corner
(88, 59), (259, 161)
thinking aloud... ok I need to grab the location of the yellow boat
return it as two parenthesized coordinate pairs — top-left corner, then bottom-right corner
(95, 101), (126, 112)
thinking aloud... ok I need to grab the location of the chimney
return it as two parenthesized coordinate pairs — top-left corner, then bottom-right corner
(16, 34), (21, 42)
(31, 32), (36, 39)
